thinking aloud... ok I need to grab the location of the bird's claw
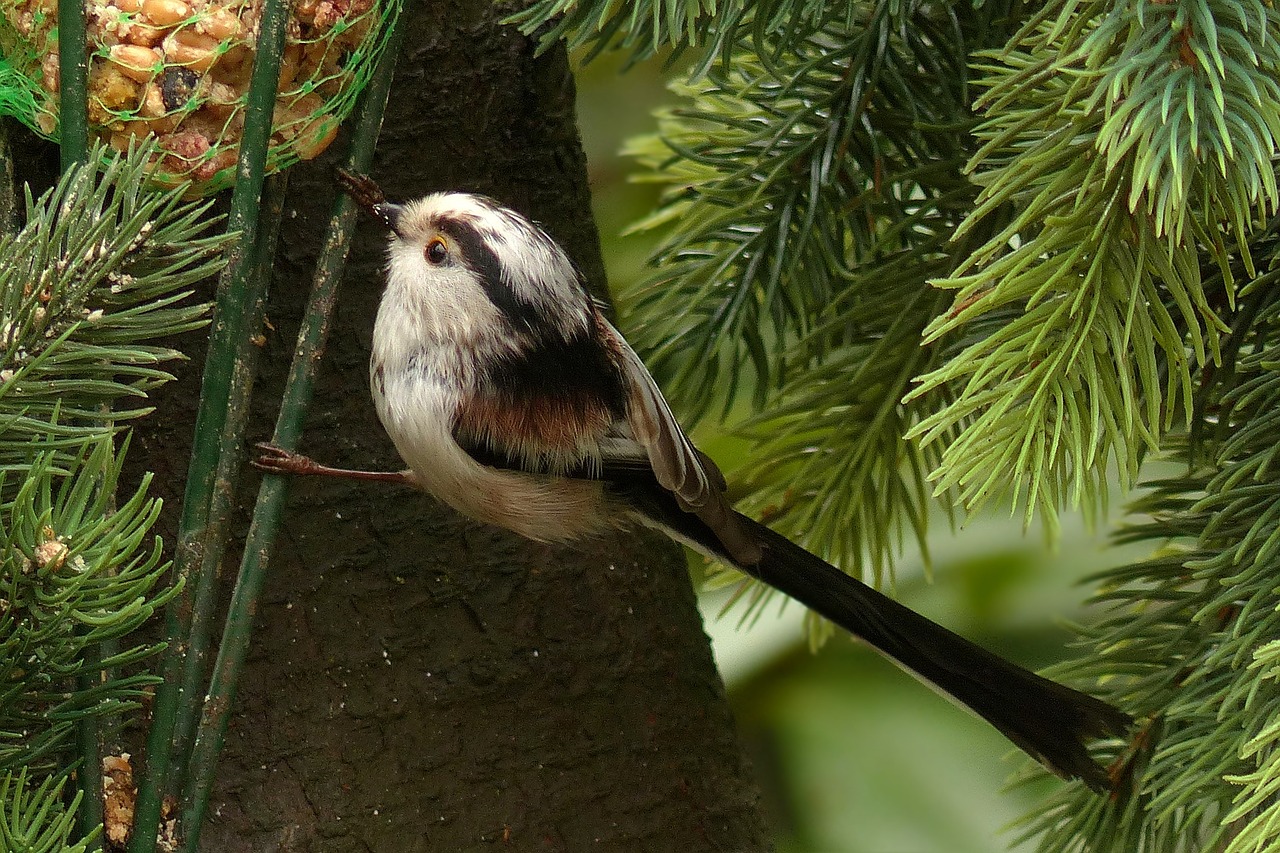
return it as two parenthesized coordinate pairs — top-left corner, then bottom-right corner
(252, 442), (316, 476)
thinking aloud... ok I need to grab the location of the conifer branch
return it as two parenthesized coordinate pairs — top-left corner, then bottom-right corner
(618, 4), (1022, 581)
(1017, 231), (1280, 851)
(0, 143), (231, 849)
(0, 771), (91, 853)
(907, 0), (1280, 529)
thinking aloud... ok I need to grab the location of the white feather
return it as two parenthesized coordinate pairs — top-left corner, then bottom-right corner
(371, 194), (611, 541)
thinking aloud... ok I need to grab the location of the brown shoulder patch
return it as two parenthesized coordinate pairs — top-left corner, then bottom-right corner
(455, 390), (615, 457)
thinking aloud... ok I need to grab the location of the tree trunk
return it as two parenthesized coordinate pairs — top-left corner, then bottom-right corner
(108, 1), (772, 849)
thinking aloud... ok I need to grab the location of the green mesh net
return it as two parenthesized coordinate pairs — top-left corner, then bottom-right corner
(0, 0), (398, 195)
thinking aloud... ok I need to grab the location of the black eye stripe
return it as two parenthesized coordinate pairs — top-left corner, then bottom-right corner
(436, 216), (542, 331)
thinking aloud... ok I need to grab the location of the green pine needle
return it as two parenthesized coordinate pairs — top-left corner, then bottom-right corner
(0, 141), (229, 460)
(0, 142), (232, 841)
(0, 770), (92, 853)
(907, 0), (1278, 531)
(1015, 237), (1280, 851)
(617, 5), (993, 596)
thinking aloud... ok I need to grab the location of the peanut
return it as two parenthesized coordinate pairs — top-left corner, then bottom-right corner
(293, 114), (338, 160)
(109, 120), (150, 151)
(194, 148), (237, 181)
(196, 6), (241, 40)
(140, 0), (189, 25)
(36, 110), (57, 135)
(109, 44), (161, 82)
(164, 30), (221, 73)
(41, 51), (59, 93)
(292, 92), (325, 116)
(137, 83), (187, 132)
(125, 21), (164, 46)
(138, 83), (166, 117)
(277, 43), (303, 91)
(198, 81), (242, 118)
(211, 43), (252, 87)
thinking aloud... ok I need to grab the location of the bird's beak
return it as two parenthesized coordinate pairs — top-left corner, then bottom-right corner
(371, 201), (405, 237)
(336, 168), (405, 238)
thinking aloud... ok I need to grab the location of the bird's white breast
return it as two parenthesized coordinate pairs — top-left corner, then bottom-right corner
(370, 262), (612, 543)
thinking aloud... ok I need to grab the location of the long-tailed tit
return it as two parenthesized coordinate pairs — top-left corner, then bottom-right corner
(255, 170), (1132, 791)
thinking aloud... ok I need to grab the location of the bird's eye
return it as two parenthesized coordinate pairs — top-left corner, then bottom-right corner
(425, 237), (448, 265)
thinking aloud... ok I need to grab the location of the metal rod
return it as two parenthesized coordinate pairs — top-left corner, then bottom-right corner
(0, 120), (18, 233)
(56, 1), (99, 838)
(72, 659), (104, 842)
(56, 0), (88, 169)
(166, 170), (289, 792)
(177, 10), (406, 846)
(128, 0), (292, 845)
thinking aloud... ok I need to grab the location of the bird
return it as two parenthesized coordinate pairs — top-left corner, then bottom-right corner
(253, 169), (1132, 792)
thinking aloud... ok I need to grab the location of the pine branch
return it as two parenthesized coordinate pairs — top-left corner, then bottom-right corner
(0, 143), (231, 847)
(0, 770), (92, 853)
(907, 0), (1280, 530)
(0, 143), (226, 461)
(520, 0), (1280, 847)
(506, 0), (827, 72)
(1, 439), (174, 775)
(1015, 229), (1280, 851)
(623, 4), (979, 419)
(617, 4), (1025, 595)
(720, 253), (956, 598)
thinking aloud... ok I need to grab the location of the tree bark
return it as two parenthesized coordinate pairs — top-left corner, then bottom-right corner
(112, 1), (771, 850)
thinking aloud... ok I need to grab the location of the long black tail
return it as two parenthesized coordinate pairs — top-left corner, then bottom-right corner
(625, 479), (1132, 791)
(738, 516), (1130, 791)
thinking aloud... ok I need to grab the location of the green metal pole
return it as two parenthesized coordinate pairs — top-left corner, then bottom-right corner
(165, 169), (288, 792)
(0, 121), (18, 233)
(127, 0), (291, 847)
(177, 11), (405, 848)
(56, 0), (88, 170)
(57, 0), (100, 841)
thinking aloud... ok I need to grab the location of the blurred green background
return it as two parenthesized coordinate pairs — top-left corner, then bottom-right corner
(572, 52), (1136, 853)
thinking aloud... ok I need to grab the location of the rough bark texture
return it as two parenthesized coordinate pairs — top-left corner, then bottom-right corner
(14, 1), (772, 850)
